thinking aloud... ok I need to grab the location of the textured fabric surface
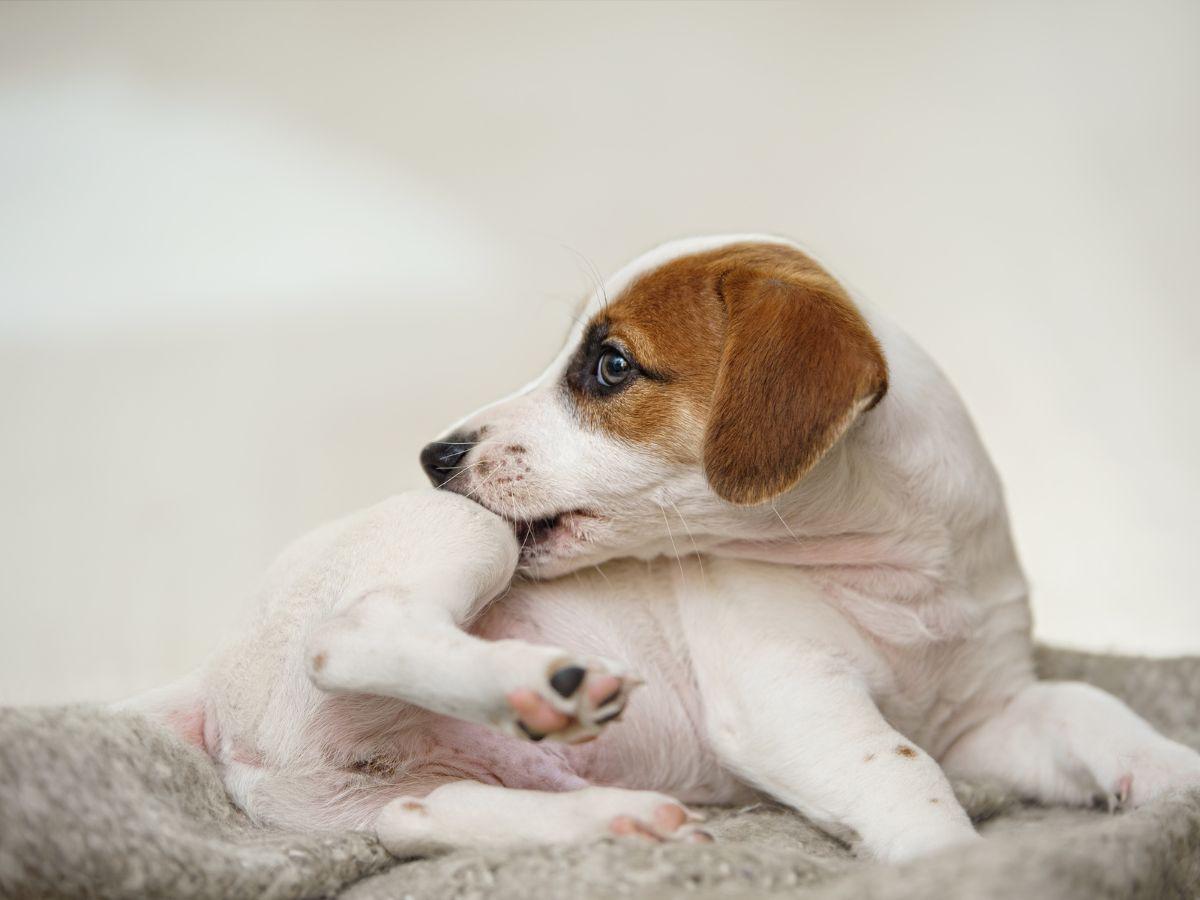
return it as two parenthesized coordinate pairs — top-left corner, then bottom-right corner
(1, 646), (1198, 899)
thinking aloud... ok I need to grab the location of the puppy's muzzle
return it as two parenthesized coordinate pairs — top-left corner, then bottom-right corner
(419, 431), (476, 488)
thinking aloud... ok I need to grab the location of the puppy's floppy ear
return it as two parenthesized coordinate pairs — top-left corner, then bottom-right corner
(702, 257), (888, 505)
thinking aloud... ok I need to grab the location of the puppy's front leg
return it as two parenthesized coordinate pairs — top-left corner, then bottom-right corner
(682, 562), (979, 862)
(304, 491), (635, 741)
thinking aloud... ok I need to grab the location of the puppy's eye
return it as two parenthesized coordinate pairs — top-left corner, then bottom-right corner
(596, 349), (633, 388)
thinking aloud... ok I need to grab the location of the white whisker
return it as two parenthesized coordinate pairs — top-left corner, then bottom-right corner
(489, 484), (523, 606)
(464, 458), (505, 500)
(431, 437), (503, 490)
(771, 500), (801, 543)
(667, 497), (706, 583)
(561, 243), (609, 311)
(435, 457), (484, 489)
(658, 504), (688, 584)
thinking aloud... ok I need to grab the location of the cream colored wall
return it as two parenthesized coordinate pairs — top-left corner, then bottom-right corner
(1, 1), (1197, 705)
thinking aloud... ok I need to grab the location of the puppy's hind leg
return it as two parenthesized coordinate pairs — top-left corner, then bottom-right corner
(942, 681), (1200, 809)
(376, 781), (711, 856)
(306, 491), (637, 743)
(307, 591), (635, 743)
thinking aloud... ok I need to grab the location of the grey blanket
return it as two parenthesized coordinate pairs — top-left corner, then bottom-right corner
(2, 646), (1198, 899)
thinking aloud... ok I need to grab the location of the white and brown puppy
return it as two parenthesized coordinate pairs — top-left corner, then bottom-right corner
(131, 235), (1200, 862)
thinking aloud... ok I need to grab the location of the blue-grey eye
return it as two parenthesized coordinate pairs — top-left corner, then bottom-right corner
(596, 349), (632, 387)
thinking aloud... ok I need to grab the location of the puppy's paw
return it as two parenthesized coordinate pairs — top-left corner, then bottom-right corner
(503, 656), (640, 744)
(608, 801), (713, 844)
(1104, 740), (1200, 809)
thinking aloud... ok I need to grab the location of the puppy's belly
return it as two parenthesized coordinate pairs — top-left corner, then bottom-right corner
(472, 562), (755, 805)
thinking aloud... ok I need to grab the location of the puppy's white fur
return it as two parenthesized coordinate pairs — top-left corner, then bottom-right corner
(128, 236), (1200, 862)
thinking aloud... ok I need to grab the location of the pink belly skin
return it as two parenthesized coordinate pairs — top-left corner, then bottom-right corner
(451, 585), (754, 806)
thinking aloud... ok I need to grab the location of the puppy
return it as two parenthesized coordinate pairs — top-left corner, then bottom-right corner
(131, 235), (1200, 862)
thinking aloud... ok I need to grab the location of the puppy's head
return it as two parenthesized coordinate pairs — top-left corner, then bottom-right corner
(420, 237), (888, 576)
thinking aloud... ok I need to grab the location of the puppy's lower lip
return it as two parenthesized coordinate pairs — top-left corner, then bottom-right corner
(521, 514), (563, 543)
(506, 509), (594, 554)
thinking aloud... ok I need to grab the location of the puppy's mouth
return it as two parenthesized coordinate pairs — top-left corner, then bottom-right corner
(449, 485), (600, 565)
(503, 509), (597, 561)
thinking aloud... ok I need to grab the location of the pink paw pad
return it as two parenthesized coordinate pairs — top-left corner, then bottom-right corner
(1116, 773), (1134, 806)
(504, 662), (637, 743)
(609, 804), (712, 843)
(507, 688), (570, 737)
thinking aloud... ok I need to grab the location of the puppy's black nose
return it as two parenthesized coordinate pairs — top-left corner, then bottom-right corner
(420, 432), (475, 487)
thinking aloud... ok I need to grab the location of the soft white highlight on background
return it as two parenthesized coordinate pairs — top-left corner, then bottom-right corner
(1, 1), (1196, 704)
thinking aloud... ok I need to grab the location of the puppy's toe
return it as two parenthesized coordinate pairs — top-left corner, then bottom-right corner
(609, 815), (663, 842)
(652, 803), (688, 833)
(1104, 773), (1135, 812)
(502, 657), (641, 742)
(576, 663), (639, 730)
(607, 802), (711, 844)
(587, 674), (622, 708)
(506, 688), (570, 740)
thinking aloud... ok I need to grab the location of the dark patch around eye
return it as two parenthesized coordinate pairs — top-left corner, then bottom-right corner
(563, 319), (668, 401)
(564, 321), (611, 395)
(564, 320), (640, 399)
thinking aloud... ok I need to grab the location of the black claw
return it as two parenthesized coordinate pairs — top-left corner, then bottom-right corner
(516, 720), (546, 742)
(550, 665), (587, 698)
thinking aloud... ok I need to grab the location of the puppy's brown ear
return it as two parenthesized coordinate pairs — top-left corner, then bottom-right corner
(702, 256), (888, 505)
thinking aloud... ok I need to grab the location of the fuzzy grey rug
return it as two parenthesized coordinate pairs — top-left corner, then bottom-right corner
(1, 646), (1198, 900)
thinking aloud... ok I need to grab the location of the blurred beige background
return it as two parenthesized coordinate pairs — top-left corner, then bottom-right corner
(1, 1), (1197, 705)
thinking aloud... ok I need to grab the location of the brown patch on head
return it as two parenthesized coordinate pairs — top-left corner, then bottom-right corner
(863, 752), (876, 763)
(896, 744), (918, 759)
(311, 652), (327, 673)
(566, 258), (726, 462)
(567, 241), (888, 503)
(401, 800), (427, 814)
